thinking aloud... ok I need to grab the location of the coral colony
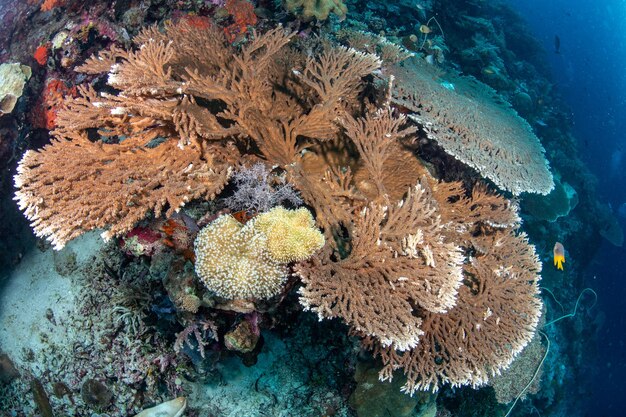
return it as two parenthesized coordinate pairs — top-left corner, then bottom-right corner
(0, 0), (609, 416)
(13, 18), (542, 403)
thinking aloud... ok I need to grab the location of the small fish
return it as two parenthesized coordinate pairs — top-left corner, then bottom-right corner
(553, 242), (565, 270)
(232, 210), (255, 224)
(419, 24), (431, 34)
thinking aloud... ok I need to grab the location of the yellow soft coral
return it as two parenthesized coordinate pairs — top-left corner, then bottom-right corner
(254, 207), (325, 263)
(194, 207), (324, 299)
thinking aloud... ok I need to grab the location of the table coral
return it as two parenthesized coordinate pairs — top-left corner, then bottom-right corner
(391, 56), (554, 196)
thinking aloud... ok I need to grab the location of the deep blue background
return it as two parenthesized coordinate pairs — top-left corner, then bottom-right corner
(507, 0), (626, 414)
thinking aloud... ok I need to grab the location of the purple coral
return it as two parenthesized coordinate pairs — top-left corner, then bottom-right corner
(174, 320), (218, 359)
(223, 163), (302, 213)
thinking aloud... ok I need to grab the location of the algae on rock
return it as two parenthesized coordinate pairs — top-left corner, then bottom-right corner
(0, 63), (31, 116)
(284, 0), (347, 21)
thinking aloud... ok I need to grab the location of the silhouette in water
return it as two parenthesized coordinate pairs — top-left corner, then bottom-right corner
(554, 34), (561, 54)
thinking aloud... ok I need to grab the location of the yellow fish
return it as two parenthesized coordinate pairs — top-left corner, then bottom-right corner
(553, 242), (565, 270)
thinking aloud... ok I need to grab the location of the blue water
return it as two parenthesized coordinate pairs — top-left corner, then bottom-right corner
(508, 0), (626, 414)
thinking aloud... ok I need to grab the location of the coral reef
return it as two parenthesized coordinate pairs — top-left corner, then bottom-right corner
(10, 15), (547, 401)
(13, 22), (380, 249)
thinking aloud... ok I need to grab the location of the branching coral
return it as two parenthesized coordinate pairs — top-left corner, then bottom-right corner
(336, 29), (414, 65)
(15, 132), (236, 249)
(297, 105), (542, 393)
(298, 180), (465, 351)
(363, 227), (542, 393)
(14, 22), (381, 249)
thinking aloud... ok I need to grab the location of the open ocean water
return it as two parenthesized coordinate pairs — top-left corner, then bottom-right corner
(509, 0), (626, 414)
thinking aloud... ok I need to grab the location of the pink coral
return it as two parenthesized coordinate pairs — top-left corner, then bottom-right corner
(120, 226), (163, 257)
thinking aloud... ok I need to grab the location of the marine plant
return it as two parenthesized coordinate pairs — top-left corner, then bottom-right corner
(14, 21), (544, 395)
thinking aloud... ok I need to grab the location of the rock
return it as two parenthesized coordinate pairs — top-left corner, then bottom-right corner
(224, 320), (259, 353)
(52, 381), (73, 402)
(349, 360), (437, 417)
(522, 176), (578, 222)
(163, 259), (202, 313)
(599, 211), (624, 247)
(31, 378), (54, 417)
(512, 91), (534, 116)
(81, 379), (113, 407)
(53, 247), (77, 276)
(0, 63), (30, 116)
(133, 397), (187, 417)
(0, 353), (19, 384)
